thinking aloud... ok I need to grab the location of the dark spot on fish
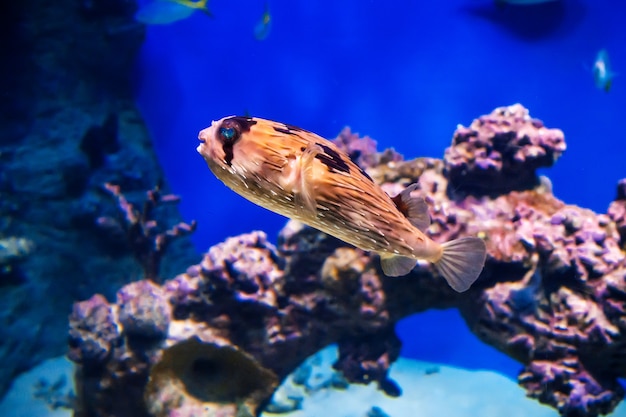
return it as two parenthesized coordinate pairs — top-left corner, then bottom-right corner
(218, 117), (257, 166)
(284, 123), (305, 132)
(273, 126), (294, 135)
(314, 143), (350, 174)
(273, 123), (312, 136)
(223, 148), (235, 166)
(359, 167), (373, 182)
(224, 116), (257, 133)
(345, 149), (373, 182)
(300, 146), (306, 151)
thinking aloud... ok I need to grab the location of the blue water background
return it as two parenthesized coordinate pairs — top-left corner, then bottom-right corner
(133, 0), (626, 379)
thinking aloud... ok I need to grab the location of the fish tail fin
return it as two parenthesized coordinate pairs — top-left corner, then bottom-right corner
(380, 254), (418, 277)
(197, 0), (213, 16)
(435, 237), (486, 292)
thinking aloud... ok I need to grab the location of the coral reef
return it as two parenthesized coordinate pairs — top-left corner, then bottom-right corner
(69, 105), (626, 417)
(0, 0), (197, 401)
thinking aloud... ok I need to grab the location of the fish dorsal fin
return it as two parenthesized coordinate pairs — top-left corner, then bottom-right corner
(391, 183), (430, 232)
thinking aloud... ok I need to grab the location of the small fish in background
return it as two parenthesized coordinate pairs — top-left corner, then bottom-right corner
(197, 116), (487, 292)
(254, 3), (272, 40)
(593, 49), (617, 92)
(135, 0), (212, 25)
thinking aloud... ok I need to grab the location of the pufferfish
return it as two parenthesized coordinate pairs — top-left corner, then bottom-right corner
(197, 116), (487, 292)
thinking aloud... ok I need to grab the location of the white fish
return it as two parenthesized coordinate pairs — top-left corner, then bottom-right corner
(197, 116), (487, 292)
(135, 0), (211, 25)
(593, 49), (616, 92)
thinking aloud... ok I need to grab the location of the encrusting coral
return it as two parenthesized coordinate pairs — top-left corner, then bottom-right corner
(68, 104), (626, 417)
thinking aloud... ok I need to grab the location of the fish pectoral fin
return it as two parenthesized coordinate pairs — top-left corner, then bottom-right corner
(294, 144), (323, 215)
(435, 237), (487, 293)
(380, 254), (417, 277)
(391, 183), (430, 232)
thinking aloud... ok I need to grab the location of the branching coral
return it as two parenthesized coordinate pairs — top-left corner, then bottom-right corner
(97, 182), (197, 282)
(68, 104), (626, 417)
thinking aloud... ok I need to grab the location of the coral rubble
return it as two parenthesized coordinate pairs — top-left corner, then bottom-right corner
(69, 105), (626, 417)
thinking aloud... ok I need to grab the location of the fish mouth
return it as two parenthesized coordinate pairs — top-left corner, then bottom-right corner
(198, 126), (212, 143)
(197, 126), (214, 156)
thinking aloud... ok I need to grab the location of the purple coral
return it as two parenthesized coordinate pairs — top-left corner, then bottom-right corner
(444, 103), (566, 197)
(333, 329), (402, 397)
(68, 294), (120, 364)
(68, 105), (626, 417)
(117, 280), (171, 338)
(607, 179), (626, 250)
(332, 127), (402, 170)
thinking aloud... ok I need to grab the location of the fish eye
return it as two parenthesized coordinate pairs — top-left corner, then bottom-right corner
(218, 119), (241, 143)
(220, 127), (235, 140)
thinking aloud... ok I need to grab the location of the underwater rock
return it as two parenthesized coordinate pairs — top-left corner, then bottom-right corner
(333, 329), (402, 397)
(0, 0), (197, 403)
(145, 337), (278, 417)
(69, 105), (626, 417)
(444, 103), (566, 197)
(117, 280), (171, 338)
(68, 294), (120, 365)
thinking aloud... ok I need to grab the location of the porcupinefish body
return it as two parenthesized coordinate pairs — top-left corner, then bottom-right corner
(197, 116), (486, 292)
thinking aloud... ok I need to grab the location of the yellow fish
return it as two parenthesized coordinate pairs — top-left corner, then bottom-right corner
(254, 3), (272, 41)
(135, 0), (212, 25)
(197, 116), (486, 292)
